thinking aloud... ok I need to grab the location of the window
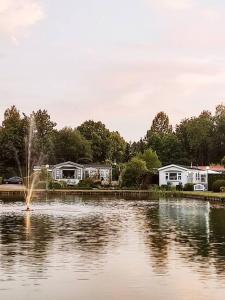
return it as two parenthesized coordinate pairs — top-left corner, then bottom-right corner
(196, 173), (200, 181)
(201, 174), (206, 183)
(63, 170), (75, 179)
(77, 169), (82, 180)
(56, 169), (61, 179)
(169, 173), (179, 181)
(165, 172), (182, 181)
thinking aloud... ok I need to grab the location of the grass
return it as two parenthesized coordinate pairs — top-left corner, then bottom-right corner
(179, 191), (225, 199)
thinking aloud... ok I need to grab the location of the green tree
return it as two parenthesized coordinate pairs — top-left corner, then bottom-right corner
(109, 131), (126, 163)
(123, 142), (132, 162)
(176, 111), (214, 165)
(0, 106), (27, 176)
(147, 111), (172, 136)
(77, 120), (111, 162)
(54, 127), (92, 163)
(137, 149), (161, 171)
(211, 104), (225, 162)
(121, 157), (148, 187)
(31, 109), (57, 164)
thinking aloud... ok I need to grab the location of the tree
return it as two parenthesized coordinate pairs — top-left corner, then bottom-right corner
(31, 109), (57, 164)
(147, 111), (172, 136)
(176, 111), (214, 165)
(54, 127), (92, 163)
(109, 131), (126, 163)
(123, 142), (132, 162)
(137, 149), (161, 171)
(121, 157), (148, 187)
(77, 120), (111, 162)
(0, 106), (27, 176)
(211, 104), (225, 162)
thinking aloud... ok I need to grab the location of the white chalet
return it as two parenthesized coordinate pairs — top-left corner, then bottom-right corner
(158, 164), (219, 190)
(34, 161), (112, 186)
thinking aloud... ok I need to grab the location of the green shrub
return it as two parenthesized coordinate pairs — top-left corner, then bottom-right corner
(184, 183), (194, 191)
(0, 177), (2, 184)
(35, 181), (47, 189)
(149, 184), (160, 191)
(160, 184), (174, 191)
(78, 178), (96, 189)
(208, 174), (225, 191)
(59, 180), (67, 188)
(176, 183), (183, 191)
(212, 180), (225, 192)
(121, 157), (148, 188)
(49, 181), (64, 190)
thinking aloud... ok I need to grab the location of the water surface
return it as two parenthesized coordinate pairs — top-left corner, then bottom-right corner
(0, 196), (225, 300)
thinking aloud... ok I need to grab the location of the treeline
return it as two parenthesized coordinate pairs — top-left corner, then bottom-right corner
(0, 104), (225, 177)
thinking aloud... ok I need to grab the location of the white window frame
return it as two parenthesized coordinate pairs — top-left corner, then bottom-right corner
(166, 172), (182, 181)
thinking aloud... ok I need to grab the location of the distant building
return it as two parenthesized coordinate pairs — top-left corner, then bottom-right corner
(158, 164), (221, 189)
(34, 161), (112, 185)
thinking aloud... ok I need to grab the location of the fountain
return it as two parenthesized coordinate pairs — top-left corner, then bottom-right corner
(24, 116), (42, 211)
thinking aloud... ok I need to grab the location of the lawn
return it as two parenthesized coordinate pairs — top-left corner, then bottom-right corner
(182, 191), (225, 199)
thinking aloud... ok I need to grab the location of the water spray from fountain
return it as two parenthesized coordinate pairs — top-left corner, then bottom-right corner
(25, 115), (41, 211)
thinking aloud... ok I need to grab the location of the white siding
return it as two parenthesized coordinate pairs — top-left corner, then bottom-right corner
(159, 167), (188, 186)
(159, 165), (209, 188)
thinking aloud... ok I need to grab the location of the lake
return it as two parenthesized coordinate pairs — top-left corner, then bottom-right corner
(0, 196), (225, 300)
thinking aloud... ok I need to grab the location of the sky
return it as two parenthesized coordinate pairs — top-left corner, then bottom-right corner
(1, 0), (225, 141)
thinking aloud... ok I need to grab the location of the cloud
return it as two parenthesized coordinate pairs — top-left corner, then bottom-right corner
(0, 0), (44, 41)
(147, 0), (194, 10)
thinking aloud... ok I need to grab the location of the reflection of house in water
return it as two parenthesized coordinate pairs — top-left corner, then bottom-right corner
(158, 200), (210, 233)
(141, 200), (211, 275)
(158, 200), (211, 253)
(141, 200), (225, 277)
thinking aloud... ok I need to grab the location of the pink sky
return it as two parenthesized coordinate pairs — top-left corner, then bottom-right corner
(0, 0), (225, 140)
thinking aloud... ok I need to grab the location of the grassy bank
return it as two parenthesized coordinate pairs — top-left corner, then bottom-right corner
(179, 191), (225, 200)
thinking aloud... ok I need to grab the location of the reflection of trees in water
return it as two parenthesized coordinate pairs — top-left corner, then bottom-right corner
(0, 210), (122, 277)
(141, 203), (170, 274)
(0, 214), (55, 276)
(140, 200), (225, 278)
(209, 208), (225, 275)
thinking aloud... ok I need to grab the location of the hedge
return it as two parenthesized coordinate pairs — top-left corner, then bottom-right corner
(208, 174), (225, 191)
(212, 180), (225, 192)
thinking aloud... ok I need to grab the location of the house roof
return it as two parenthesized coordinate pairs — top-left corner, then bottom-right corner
(159, 164), (223, 173)
(158, 164), (200, 172)
(196, 165), (225, 172)
(54, 161), (84, 169)
(83, 164), (112, 169)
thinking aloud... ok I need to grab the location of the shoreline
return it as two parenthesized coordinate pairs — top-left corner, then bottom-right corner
(0, 188), (225, 203)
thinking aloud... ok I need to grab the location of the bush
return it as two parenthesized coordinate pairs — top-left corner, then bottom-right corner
(0, 177), (2, 184)
(176, 183), (183, 191)
(212, 180), (225, 192)
(78, 178), (96, 189)
(35, 181), (47, 189)
(49, 181), (64, 190)
(121, 157), (148, 188)
(208, 174), (225, 191)
(184, 183), (194, 191)
(160, 184), (173, 191)
(59, 180), (67, 188)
